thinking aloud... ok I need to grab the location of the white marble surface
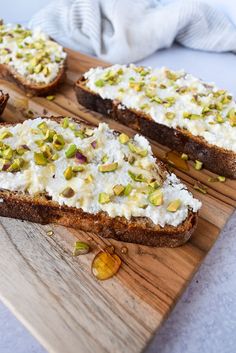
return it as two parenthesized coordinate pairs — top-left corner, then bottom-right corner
(1, 2), (236, 353)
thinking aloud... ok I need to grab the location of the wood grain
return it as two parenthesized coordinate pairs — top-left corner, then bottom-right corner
(0, 49), (235, 353)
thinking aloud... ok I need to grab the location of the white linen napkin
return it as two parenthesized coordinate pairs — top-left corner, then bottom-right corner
(29, 0), (236, 63)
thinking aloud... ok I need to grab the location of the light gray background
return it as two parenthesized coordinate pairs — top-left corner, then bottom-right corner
(0, 1), (236, 353)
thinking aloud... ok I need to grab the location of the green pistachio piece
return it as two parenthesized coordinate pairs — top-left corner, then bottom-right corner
(128, 170), (147, 182)
(46, 95), (55, 101)
(52, 153), (59, 161)
(101, 154), (108, 163)
(113, 184), (125, 196)
(165, 112), (175, 120)
(61, 117), (70, 129)
(217, 175), (226, 182)
(124, 183), (133, 196)
(65, 144), (77, 158)
(74, 130), (85, 139)
(165, 70), (179, 81)
(150, 96), (163, 104)
(42, 66), (50, 77)
(145, 88), (156, 99)
(41, 145), (53, 159)
(73, 241), (90, 256)
(98, 192), (110, 204)
(227, 108), (236, 126)
(129, 81), (145, 91)
(2, 147), (13, 160)
(7, 158), (24, 172)
(119, 133), (129, 144)
(61, 187), (75, 198)
(216, 114), (224, 124)
(35, 139), (44, 147)
(37, 121), (48, 132)
(72, 165), (85, 173)
(53, 134), (65, 151)
(85, 174), (93, 183)
(194, 160), (203, 170)
(140, 103), (150, 110)
(34, 63), (43, 74)
(181, 153), (188, 160)
(148, 189), (163, 206)
(167, 199), (181, 212)
(148, 180), (161, 190)
(95, 79), (105, 87)
(64, 166), (73, 180)
(98, 162), (118, 173)
(0, 131), (13, 140)
(44, 129), (56, 142)
(16, 52), (23, 59)
(128, 142), (147, 157)
(34, 152), (48, 166)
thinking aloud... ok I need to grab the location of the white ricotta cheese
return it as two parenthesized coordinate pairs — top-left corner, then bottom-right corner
(0, 23), (66, 84)
(84, 64), (236, 152)
(0, 118), (201, 227)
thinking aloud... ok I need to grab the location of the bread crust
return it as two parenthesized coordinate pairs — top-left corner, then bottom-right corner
(0, 61), (67, 96)
(0, 117), (198, 247)
(0, 90), (9, 115)
(75, 78), (236, 179)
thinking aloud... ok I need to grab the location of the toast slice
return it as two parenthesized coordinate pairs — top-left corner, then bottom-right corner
(0, 90), (9, 115)
(0, 22), (67, 96)
(0, 116), (201, 247)
(75, 65), (236, 179)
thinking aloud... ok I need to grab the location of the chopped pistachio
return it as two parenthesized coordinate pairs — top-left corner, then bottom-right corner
(101, 154), (108, 163)
(37, 121), (48, 131)
(128, 170), (147, 182)
(148, 180), (161, 190)
(2, 147), (13, 160)
(165, 70), (179, 81)
(85, 174), (93, 183)
(72, 165), (85, 173)
(44, 129), (56, 142)
(113, 184), (125, 196)
(119, 133), (129, 144)
(99, 162), (118, 173)
(127, 155), (135, 165)
(7, 158), (24, 172)
(194, 160), (203, 170)
(73, 241), (90, 256)
(148, 189), (163, 206)
(61, 187), (75, 198)
(65, 144), (77, 158)
(52, 153), (59, 161)
(0, 131), (13, 140)
(35, 139), (44, 147)
(34, 152), (48, 166)
(34, 63), (43, 74)
(46, 95), (55, 101)
(98, 192), (110, 204)
(165, 112), (175, 120)
(128, 142), (147, 157)
(216, 114), (224, 123)
(95, 79), (105, 87)
(181, 153), (188, 160)
(61, 117), (70, 128)
(217, 175), (226, 182)
(167, 199), (181, 212)
(64, 166), (73, 180)
(74, 130), (85, 139)
(129, 81), (145, 91)
(140, 103), (150, 110)
(53, 134), (65, 150)
(124, 183), (133, 196)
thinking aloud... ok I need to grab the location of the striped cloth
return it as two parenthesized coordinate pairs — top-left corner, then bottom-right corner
(29, 0), (236, 63)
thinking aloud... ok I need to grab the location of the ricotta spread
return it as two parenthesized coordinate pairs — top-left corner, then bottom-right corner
(0, 118), (201, 227)
(0, 23), (66, 84)
(84, 64), (236, 152)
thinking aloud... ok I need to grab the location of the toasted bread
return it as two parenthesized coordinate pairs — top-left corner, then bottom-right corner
(0, 117), (200, 247)
(75, 65), (236, 178)
(0, 90), (9, 115)
(0, 22), (67, 96)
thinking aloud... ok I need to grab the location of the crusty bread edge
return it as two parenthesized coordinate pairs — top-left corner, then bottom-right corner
(0, 116), (198, 247)
(75, 77), (236, 179)
(0, 90), (9, 115)
(0, 60), (67, 96)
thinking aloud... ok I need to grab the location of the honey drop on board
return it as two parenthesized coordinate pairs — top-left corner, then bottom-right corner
(92, 251), (122, 280)
(166, 151), (189, 171)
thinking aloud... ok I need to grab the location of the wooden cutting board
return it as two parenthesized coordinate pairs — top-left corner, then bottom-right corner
(0, 49), (235, 353)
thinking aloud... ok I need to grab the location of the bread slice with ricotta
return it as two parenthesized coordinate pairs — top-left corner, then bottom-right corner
(75, 64), (236, 178)
(0, 117), (201, 247)
(0, 22), (67, 96)
(0, 89), (9, 115)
